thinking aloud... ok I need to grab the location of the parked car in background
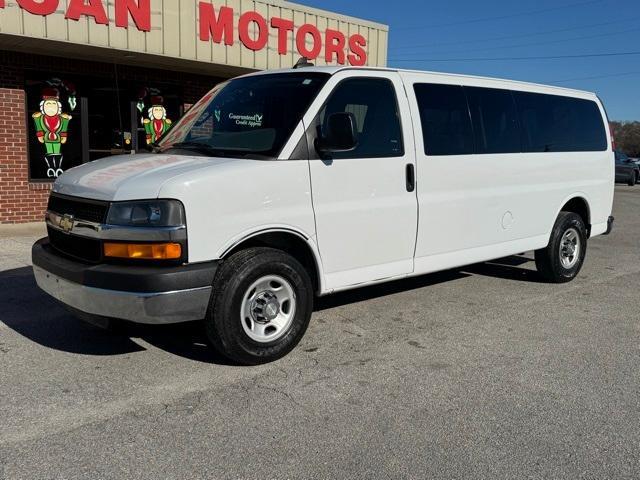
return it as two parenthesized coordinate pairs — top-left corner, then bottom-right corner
(615, 150), (639, 186)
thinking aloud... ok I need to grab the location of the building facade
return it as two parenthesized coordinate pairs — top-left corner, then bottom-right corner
(0, 0), (388, 223)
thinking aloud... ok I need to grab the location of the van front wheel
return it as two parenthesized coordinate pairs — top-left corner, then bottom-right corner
(535, 212), (587, 283)
(205, 247), (313, 365)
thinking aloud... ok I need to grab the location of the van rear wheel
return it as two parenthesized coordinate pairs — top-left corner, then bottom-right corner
(535, 212), (587, 283)
(205, 247), (313, 365)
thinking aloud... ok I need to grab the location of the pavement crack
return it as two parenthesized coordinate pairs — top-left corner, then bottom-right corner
(249, 375), (304, 410)
(159, 391), (205, 418)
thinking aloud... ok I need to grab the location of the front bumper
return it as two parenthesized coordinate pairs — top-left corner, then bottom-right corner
(32, 238), (218, 324)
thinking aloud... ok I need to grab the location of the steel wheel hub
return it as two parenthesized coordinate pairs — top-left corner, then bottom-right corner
(250, 291), (280, 323)
(559, 227), (581, 269)
(241, 275), (296, 343)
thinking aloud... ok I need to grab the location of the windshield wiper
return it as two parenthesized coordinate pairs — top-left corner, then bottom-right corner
(163, 142), (272, 159)
(165, 142), (230, 157)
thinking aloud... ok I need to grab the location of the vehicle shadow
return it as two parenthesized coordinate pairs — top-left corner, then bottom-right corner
(0, 266), (145, 356)
(0, 266), (231, 364)
(315, 269), (470, 311)
(316, 254), (541, 311)
(0, 255), (540, 363)
(462, 254), (542, 283)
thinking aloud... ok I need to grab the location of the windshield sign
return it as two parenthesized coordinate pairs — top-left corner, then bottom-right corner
(159, 73), (329, 158)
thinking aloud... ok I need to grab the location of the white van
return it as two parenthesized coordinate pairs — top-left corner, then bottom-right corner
(33, 66), (615, 364)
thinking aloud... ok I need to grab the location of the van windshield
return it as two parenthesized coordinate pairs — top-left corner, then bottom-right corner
(158, 72), (330, 158)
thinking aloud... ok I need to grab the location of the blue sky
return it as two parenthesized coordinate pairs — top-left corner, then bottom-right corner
(298, 0), (639, 121)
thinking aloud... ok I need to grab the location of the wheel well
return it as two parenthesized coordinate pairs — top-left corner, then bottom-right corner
(223, 231), (320, 293)
(561, 197), (591, 233)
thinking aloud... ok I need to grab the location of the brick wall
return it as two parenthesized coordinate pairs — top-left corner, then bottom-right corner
(0, 50), (223, 224)
(0, 88), (51, 223)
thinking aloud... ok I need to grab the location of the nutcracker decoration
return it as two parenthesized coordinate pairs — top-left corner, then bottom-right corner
(143, 96), (172, 145)
(32, 88), (72, 178)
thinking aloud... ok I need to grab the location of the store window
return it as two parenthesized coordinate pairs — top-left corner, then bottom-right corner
(133, 87), (183, 152)
(26, 77), (82, 180)
(26, 71), (184, 181)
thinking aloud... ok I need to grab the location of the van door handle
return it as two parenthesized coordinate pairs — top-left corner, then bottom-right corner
(406, 164), (415, 192)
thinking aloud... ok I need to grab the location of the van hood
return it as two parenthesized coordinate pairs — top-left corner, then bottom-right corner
(52, 154), (234, 201)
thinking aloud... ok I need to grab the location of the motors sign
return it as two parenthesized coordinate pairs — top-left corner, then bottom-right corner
(1, 0), (368, 66)
(198, 3), (367, 66)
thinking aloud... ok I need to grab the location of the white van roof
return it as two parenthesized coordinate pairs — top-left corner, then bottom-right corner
(241, 65), (596, 99)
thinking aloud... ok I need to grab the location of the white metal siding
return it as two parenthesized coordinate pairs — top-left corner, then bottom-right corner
(0, 0), (388, 69)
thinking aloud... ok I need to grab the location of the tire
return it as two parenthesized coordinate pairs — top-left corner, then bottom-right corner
(205, 247), (314, 365)
(535, 212), (587, 283)
(628, 172), (636, 186)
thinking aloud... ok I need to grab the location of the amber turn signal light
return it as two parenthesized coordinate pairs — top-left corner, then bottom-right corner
(103, 242), (182, 260)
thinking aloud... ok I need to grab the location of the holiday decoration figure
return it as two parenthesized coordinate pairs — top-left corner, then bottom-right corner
(143, 97), (172, 144)
(32, 88), (72, 178)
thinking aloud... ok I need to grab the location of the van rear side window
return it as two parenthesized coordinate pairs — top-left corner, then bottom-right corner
(413, 84), (474, 156)
(513, 92), (607, 152)
(414, 83), (607, 155)
(465, 87), (520, 154)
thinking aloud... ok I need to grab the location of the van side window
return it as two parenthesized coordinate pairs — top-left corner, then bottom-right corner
(513, 92), (607, 152)
(414, 84), (474, 156)
(318, 78), (404, 159)
(465, 87), (521, 154)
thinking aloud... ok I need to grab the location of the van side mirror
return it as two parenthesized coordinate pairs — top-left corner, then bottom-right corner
(316, 112), (359, 154)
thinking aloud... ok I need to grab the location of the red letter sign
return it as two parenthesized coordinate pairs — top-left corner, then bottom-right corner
(16, 0), (58, 15)
(325, 29), (346, 65)
(199, 2), (234, 45)
(296, 24), (322, 60)
(270, 17), (294, 55)
(347, 34), (367, 66)
(66, 0), (109, 25)
(115, 0), (150, 31)
(238, 11), (268, 51)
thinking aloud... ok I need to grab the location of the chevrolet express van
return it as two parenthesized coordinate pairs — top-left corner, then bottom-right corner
(33, 66), (615, 364)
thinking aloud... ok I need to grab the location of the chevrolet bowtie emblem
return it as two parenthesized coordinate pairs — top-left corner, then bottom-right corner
(59, 214), (75, 233)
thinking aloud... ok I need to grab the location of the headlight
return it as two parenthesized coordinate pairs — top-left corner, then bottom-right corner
(106, 200), (185, 227)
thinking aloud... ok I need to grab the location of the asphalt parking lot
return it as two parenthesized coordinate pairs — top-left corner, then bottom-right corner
(1, 186), (639, 480)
